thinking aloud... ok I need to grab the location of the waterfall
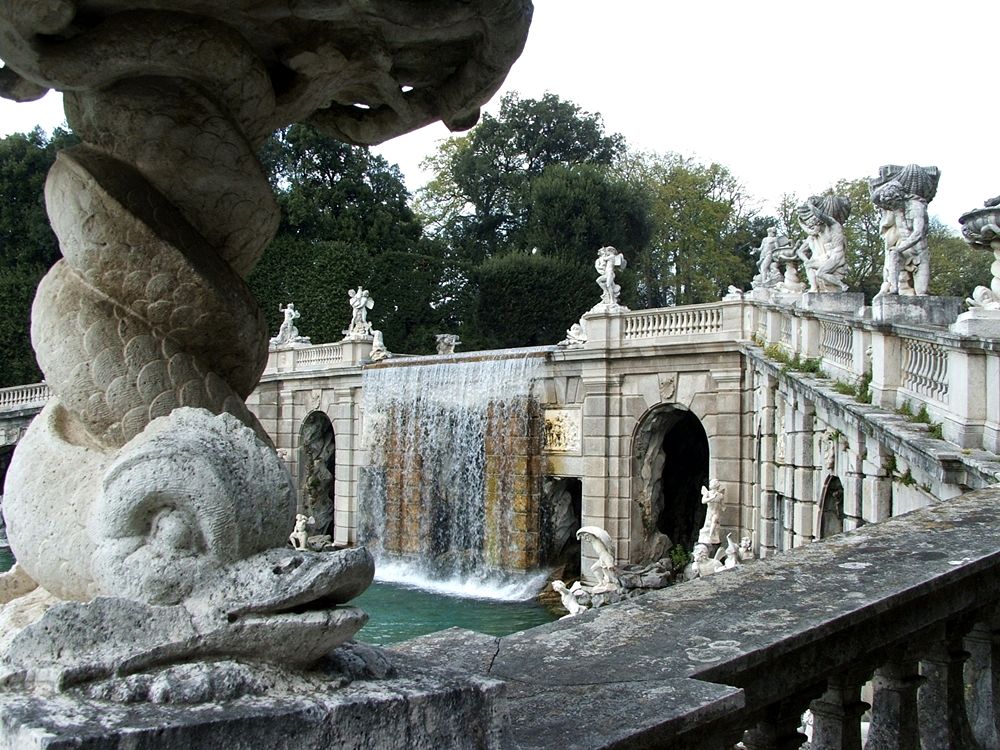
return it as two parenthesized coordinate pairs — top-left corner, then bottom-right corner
(359, 352), (548, 600)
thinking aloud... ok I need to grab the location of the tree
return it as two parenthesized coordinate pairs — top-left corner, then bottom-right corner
(416, 92), (625, 262)
(928, 219), (991, 298)
(0, 127), (78, 387)
(251, 124), (445, 354)
(622, 151), (760, 307)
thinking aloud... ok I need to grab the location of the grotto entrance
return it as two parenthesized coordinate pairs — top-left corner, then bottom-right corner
(299, 411), (337, 535)
(819, 475), (846, 539)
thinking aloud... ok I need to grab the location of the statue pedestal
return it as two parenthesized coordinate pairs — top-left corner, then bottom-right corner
(871, 295), (964, 327)
(798, 292), (865, 315)
(0, 658), (509, 749)
(950, 309), (1000, 338)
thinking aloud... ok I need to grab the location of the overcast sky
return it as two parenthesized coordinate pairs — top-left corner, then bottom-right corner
(2, 1), (996, 230)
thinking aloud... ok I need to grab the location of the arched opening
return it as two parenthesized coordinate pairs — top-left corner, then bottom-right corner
(631, 405), (710, 563)
(299, 411), (336, 536)
(540, 476), (582, 576)
(819, 475), (845, 539)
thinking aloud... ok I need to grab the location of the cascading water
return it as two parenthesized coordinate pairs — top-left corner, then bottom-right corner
(359, 351), (548, 600)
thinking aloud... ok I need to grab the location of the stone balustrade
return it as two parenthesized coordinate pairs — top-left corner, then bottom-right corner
(0, 382), (51, 413)
(393, 485), (1000, 749)
(755, 298), (1000, 453)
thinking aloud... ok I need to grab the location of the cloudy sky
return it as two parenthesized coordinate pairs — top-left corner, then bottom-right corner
(2, 1), (995, 230)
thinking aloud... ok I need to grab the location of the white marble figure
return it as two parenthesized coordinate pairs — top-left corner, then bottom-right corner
(683, 543), (725, 581)
(752, 227), (791, 288)
(271, 303), (311, 346)
(346, 287), (374, 339)
(716, 532), (740, 569)
(370, 330), (391, 361)
(738, 536), (755, 563)
(551, 579), (588, 618)
(576, 526), (621, 593)
(870, 164), (939, 297)
(773, 240), (806, 295)
(795, 195), (850, 293)
(593, 245), (628, 310)
(698, 479), (725, 545)
(289, 513), (314, 550)
(559, 320), (587, 347)
(435, 333), (460, 355)
(723, 285), (744, 301)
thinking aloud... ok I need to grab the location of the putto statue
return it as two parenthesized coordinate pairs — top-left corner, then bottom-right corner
(558, 320), (587, 348)
(270, 303), (311, 347)
(345, 287), (374, 340)
(435, 333), (461, 355)
(752, 227), (792, 288)
(593, 245), (628, 311)
(795, 194), (850, 293)
(870, 164), (940, 297)
(551, 579), (588, 619)
(698, 478), (725, 545)
(576, 526), (621, 594)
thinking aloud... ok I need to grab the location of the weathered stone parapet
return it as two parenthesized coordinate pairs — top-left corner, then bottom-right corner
(393, 485), (1000, 749)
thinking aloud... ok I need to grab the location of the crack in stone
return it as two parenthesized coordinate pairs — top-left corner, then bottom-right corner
(486, 637), (501, 675)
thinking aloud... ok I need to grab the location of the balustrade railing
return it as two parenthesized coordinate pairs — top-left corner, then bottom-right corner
(293, 342), (344, 369)
(0, 382), (51, 412)
(820, 320), (853, 370)
(900, 337), (949, 404)
(621, 303), (725, 341)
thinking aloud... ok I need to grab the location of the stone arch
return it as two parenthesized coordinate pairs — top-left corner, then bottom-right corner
(818, 475), (846, 539)
(299, 411), (337, 535)
(630, 404), (710, 563)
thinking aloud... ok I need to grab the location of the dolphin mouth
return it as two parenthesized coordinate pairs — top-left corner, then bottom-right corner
(188, 545), (376, 624)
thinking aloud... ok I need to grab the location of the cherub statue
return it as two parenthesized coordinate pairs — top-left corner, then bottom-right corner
(683, 543), (725, 581)
(559, 320), (587, 347)
(594, 245), (627, 309)
(576, 526), (621, 593)
(715, 532), (741, 569)
(551, 579), (588, 618)
(289, 513), (314, 550)
(270, 303), (311, 346)
(435, 333), (461, 355)
(738, 536), (755, 563)
(346, 287), (374, 339)
(698, 479), (724, 545)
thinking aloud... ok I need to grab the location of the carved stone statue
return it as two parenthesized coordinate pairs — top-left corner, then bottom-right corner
(773, 239), (807, 295)
(289, 513), (313, 550)
(370, 330), (391, 362)
(558, 320), (587, 348)
(959, 196), (1000, 311)
(683, 543), (724, 581)
(435, 333), (461, 355)
(795, 195), (850, 293)
(738, 536), (755, 563)
(716, 532), (741, 569)
(551, 579), (588, 618)
(593, 245), (628, 311)
(271, 303), (311, 347)
(752, 227), (791, 288)
(698, 479), (725, 545)
(576, 526), (621, 593)
(870, 164), (940, 297)
(345, 287), (374, 340)
(0, 0), (531, 699)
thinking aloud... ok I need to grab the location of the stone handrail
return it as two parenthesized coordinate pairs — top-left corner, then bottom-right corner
(756, 300), (999, 452)
(394, 486), (1000, 749)
(622, 303), (724, 340)
(293, 342), (345, 369)
(0, 382), (51, 412)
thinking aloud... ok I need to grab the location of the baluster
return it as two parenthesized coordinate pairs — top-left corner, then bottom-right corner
(866, 658), (923, 750)
(917, 619), (977, 749)
(965, 610), (1000, 749)
(809, 672), (869, 750)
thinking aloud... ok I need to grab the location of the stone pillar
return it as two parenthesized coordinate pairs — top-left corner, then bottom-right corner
(869, 328), (901, 410)
(917, 621), (977, 749)
(798, 315), (821, 360)
(809, 673), (869, 750)
(866, 658), (923, 750)
(787, 398), (816, 546)
(709, 368), (744, 540)
(861, 437), (893, 523)
(756, 371), (779, 557)
(944, 347), (986, 449)
(332, 385), (362, 546)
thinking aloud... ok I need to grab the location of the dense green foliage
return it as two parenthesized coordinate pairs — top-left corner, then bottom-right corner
(250, 124), (445, 354)
(0, 127), (78, 387)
